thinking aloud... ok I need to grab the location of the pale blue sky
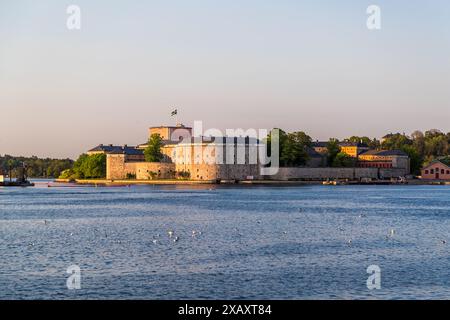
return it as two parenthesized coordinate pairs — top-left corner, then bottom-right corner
(1, 0), (450, 158)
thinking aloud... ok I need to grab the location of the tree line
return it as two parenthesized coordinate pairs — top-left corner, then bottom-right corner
(0, 155), (73, 178)
(266, 129), (450, 174)
(45, 128), (450, 181)
(59, 153), (106, 180)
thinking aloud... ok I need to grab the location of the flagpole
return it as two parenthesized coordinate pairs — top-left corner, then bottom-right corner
(171, 108), (179, 126)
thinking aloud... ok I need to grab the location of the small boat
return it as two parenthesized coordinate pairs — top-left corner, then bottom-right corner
(323, 179), (348, 186)
(0, 180), (34, 187)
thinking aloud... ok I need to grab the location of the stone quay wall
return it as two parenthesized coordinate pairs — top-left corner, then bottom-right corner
(267, 167), (408, 181)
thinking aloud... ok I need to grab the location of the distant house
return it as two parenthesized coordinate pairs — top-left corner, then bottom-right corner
(0, 172), (4, 183)
(339, 142), (370, 158)
(311, 141), (328, 155)
(311, 141), (369, 158)
(421, 160), (450, 180)
(358, 150), (410, 171)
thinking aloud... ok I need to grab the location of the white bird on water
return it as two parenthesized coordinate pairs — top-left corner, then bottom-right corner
(168, 230), (174, 238)
(173, 236), (180, 242)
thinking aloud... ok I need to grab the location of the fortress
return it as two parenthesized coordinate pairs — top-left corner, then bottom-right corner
(88, 124), (411, 182)
(91, 124), (261, 182)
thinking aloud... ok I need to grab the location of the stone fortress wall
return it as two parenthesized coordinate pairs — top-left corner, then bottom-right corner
(107, 154), (408, 181)
(105, 124), (411, 182)
(268, 167), (408, 181)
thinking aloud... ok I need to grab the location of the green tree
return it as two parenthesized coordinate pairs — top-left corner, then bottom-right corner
(425, 135), (448, 158)
(332, 152), (355, 167)
(265, 129), (311, 167)
(401, 145), (421, 175)
(64, 153), (106, 179)
(280, 131), (311, 167)
(326, 138), (340, 166)
(144, 133), (164, 162)
(411, 130), (425, 158)
(0, 155), (73, 178)
(345, 136), (380, 149)
(84, 154), (107, 178)
(381, 133), (413, 150)
(6, 159), (20, 181)
(264, 128), (288, 159)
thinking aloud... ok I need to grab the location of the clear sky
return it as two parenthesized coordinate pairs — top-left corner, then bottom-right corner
(1, 0), (450, 159)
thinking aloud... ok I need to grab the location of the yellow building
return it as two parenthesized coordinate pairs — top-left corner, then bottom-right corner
(339, 142), (370, 158)
(358, 150), (410, 171)
(312, 141), (369, 158)
(148, 124), (193, 142)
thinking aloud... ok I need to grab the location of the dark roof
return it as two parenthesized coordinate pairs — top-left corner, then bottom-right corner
(360, 149), (408, 157)
(312, 141), (328, 148)
(312, 141), (370, 148)
(138, 136), (261, 148)
(150, 124), (192, 130)
(88, 145), (143, 155)
(177, 136), (261, 145)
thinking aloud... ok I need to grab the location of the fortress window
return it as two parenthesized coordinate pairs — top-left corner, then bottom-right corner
(425, 170), (429, 174)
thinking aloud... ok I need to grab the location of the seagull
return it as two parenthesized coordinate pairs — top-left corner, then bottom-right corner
(441, 240), (447, 245)
(173, 236), (179, 242)
(347, 239), (352, 246)
(390, 229), (396, 237)
(152, 239), (158, 245)
(168, 230), (174, 238)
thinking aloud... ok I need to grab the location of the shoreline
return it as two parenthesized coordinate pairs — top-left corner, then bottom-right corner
(52, 178), (450, 187)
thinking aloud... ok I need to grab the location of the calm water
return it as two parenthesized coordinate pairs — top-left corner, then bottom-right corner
(1, 182), (450, 300)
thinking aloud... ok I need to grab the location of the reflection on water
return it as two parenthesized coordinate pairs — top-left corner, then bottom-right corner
(1, 184), (450, 299)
